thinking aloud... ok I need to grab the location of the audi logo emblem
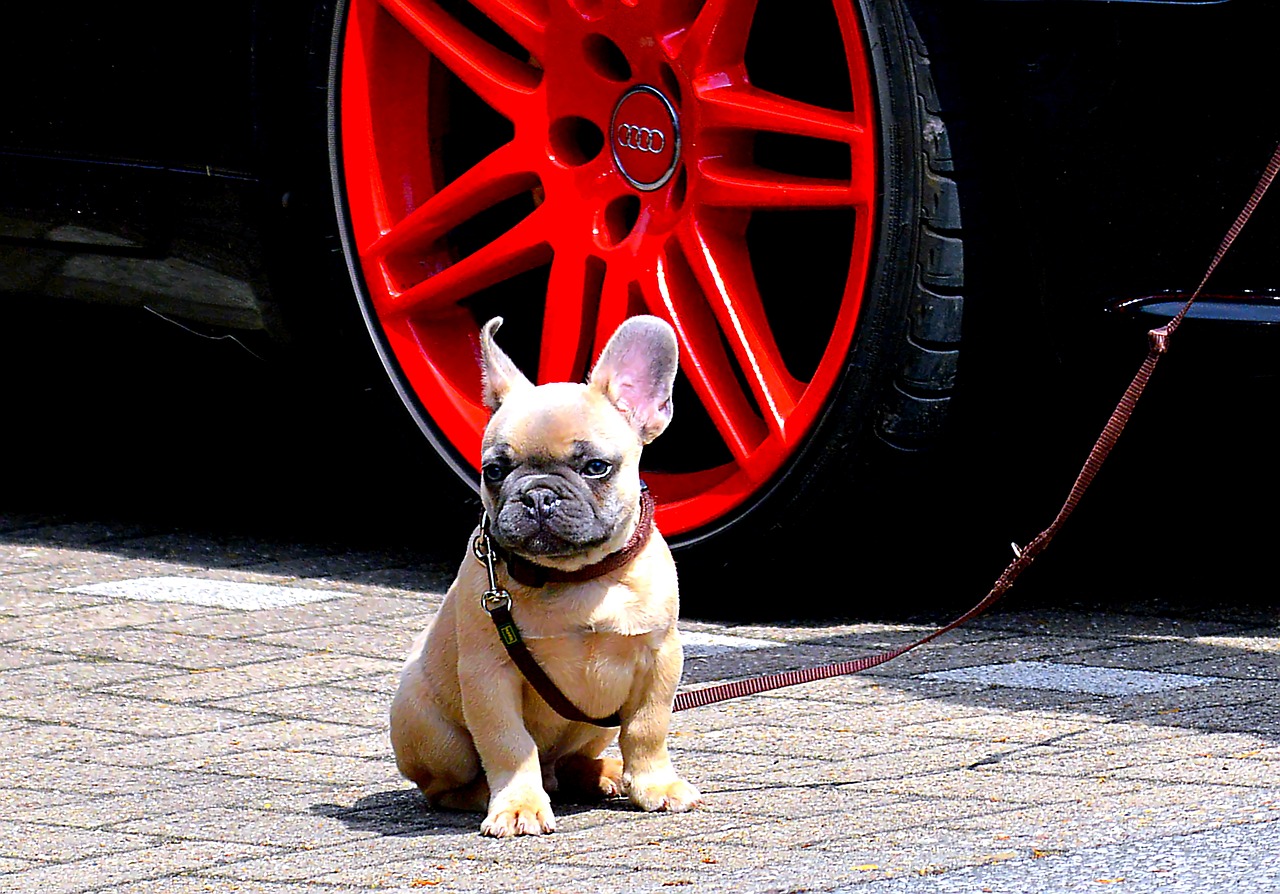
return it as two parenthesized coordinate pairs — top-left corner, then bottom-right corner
(610, 85), (680, 191)
(615, 124), (667, 154)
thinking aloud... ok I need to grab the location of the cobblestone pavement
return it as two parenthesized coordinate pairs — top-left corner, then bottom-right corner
(2, 510), (1277, 894)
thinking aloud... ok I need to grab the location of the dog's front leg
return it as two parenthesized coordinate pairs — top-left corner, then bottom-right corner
(619, 630), (701, 813)
(458, 658), (556, 837)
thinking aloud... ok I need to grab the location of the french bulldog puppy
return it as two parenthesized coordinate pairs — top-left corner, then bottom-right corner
(390, 315), (700, 837)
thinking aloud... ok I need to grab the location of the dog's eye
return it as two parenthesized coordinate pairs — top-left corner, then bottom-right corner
(482, 463), (508, 484)
(581, 459), (613, 479)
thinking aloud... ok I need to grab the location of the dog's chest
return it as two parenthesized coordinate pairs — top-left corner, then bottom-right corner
(530, 629), (656, 717)
(513, 584), (670, 711)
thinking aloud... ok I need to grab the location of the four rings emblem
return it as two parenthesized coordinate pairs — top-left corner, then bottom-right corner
(610, 85), (680, 191)
(615, 124), (666, 154)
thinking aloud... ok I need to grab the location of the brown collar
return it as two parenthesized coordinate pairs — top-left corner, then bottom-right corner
(491, 486), (656, 588)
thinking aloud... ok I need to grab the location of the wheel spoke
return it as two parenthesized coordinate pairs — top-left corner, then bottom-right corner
(592, 264), (635, 362)
(677, 0), (758, 70)
(387, 208), (552, 317)
(366, 142), (536, 258)
(696, 158), (868, 210)
(467, 0), (548, 60)
(697, 82), (869, 151)
(538, 250), (603, 384)
(639, 254), (768, 464)
(376, 0), (539, 119)
(678, 216), (803, 436)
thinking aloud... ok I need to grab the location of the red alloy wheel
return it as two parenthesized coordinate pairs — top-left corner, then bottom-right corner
(337, 0), (880, 539)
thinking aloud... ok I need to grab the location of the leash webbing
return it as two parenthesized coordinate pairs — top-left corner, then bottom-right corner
(672, 140), (1280, 715)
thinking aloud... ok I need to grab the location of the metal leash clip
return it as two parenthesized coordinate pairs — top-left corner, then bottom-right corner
(473, 514), (513, 614)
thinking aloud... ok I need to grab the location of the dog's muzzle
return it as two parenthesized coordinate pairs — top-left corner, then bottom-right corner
(492, 475), (610, 557)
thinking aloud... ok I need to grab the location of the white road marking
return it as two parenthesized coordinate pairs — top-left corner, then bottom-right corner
(61, 576), (345, 611)
(919, 660), (1221, 696)
(680, 630), (784, 658)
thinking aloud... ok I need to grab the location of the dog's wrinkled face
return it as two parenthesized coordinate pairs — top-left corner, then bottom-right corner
(478, 316), (677, 562)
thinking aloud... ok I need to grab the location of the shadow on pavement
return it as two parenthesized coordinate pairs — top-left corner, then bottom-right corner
(311, 788), (635, 838)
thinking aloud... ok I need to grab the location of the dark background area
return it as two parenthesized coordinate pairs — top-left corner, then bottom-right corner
(2, 295), (1274, 624)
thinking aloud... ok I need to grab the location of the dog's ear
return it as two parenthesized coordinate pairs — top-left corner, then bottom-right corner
(480, 317), (534, 410)
(589, 315), (678, 444)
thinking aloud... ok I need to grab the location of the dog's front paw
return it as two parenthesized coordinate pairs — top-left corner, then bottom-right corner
(624, 771), (701, 813)
(481, 788), (557, 837)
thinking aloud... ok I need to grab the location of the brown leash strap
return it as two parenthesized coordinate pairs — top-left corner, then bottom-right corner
(673, 140), (1280, 715)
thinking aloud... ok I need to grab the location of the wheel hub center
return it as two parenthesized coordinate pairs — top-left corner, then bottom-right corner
(610, 85), (680, 191)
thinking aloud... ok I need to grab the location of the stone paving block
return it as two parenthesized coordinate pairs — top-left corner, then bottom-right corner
(0, 723), (139, 759)
(943, 789), (1275, 854)
(167, 747), (400, 789)
(16, 778), (331, 830)
(802, 827), (1024, 881)
(327, 671), (400, 698)
(115, 805), (378, 849)
(0, 756), (215, 798)
(0, 856), (37, 873)
(682, 722), (908, 762)
(864, 763), (1143, 805)
(20, 628), (302, 670)
(896, 680), (1106, 715)
(695, 783), (902, 821)
(1110, 754), (1280, 788)
(303, 850), (611, 891)
(101, 653), (400, 704)
(2, 838), (284, 894)
(196, 834), (457, 884)
(661, 747), (842, 789)
(692, 791), (1018, 844)
(252, 620), (429, 660)
(97, 879), (324, 894)
(0, 818), (159, 862)
(3, 563), (211, 598)
(52, 718), (374, 768)
(978, 729), (1272, 777)
(204, 684), (393, 728)
(0, 691), (263, 736)
(1170, 653), (1280, 681)
(295, 730), (392, 760)
(0, 544), (124, 573)
(0, 659), (172, 701)
(0, 786), (84, 817)
(17, 596), (233, 638)
(893, 709), (1099, 745)
(0, 647), (63, 672)
(0, 592), (107, 626)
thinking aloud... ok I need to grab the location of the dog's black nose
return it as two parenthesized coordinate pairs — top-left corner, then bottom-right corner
(520, 488), (561, 519)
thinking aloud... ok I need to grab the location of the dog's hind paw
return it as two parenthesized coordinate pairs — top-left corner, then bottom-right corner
(624, 772), (701, 813)
(554, 755), (625, 801)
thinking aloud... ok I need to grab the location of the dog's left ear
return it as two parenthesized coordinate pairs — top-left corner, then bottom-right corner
(480, 317), (534, 410)
(589, 315), (678, 444)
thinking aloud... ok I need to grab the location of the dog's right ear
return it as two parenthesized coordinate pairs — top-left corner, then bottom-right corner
(479, 317), (534, 410)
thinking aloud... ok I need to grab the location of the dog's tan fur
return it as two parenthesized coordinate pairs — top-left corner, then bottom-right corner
(389, 317), (699, 837)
